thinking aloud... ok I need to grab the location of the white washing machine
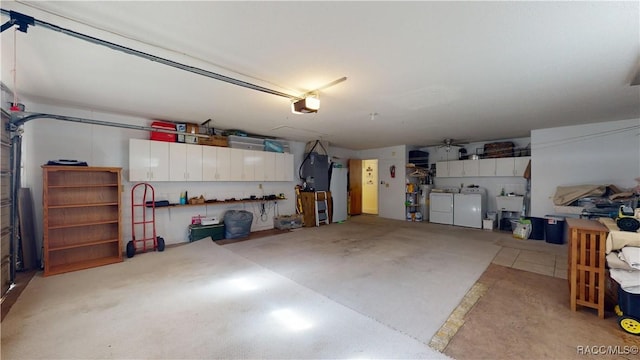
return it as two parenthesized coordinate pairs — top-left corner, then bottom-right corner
(429, 188), (459, 225)
(453, 187), (487, 229)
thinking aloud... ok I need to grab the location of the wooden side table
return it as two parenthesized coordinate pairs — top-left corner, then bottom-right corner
(567, 218), (608, 318)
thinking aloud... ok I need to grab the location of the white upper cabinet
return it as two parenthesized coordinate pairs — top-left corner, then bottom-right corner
(130, 140), (294, 182)
(514, 157), (530, 177)
(262, 152), (276, 181)
(495, 158), (515, 176)
(202, 146), (231, 181)
(436, 161), (449, 178)
(129, 139), (169, 181)
(478, 158), (496, 176)
(496, 157), (530, 177)
(436, 157), (530, 178)
(169, 143), (202, 181)
(275, 153), (294, 181)
(462, 160), (479, 177)
(448, 161), (464, 177)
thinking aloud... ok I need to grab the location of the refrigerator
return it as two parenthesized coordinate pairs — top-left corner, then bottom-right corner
(330, 167), (348, 223)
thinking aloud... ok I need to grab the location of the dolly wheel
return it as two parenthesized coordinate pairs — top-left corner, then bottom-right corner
(126, 241), (136, 258)
(619, 316), (640, 336)
(156, 237), (165, 252)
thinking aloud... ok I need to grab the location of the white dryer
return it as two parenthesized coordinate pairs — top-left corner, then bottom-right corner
(429, 188), (459, 225)
(453, 187), (487, 228)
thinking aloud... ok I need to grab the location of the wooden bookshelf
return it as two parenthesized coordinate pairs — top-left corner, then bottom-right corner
(43, 166), (123, 276)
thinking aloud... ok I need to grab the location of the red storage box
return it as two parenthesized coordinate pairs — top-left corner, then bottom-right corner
(150, 121), (177, 142)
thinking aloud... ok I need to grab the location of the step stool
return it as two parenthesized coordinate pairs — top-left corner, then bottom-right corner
(315, 191), (329, 226)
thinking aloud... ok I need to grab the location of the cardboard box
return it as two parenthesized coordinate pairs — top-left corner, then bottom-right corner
(199, 135), (228, 147)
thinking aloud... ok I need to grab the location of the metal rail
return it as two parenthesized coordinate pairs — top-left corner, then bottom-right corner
(0, 8), (300, 100)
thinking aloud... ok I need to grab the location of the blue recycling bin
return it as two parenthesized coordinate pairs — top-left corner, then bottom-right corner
(544, 215), (565, 244)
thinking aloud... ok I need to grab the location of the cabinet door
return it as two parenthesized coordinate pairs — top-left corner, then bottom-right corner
(148, 141), (169, 181)
(436, 161), (449, 178)
(252, 151), (265, 181)
(169, 143), (188, 181)
(262, 152), (276, 181)
(216, 147), (231, 181)
(229, 148), (245, 181)
(462, 160), (479, 177)
(514, 157), (530, 177)
(276, 153), (294, 181)
(186, 144), (202, 181)
(202, 146), (217, 181)
(240, 150), (257, 181)
(129, 139), (150, 181)
(478, 158), (496, 176)
(495, 158), (514, 176)
(448, 161), (464, 177)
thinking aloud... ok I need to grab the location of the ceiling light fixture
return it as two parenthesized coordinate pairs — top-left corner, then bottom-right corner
(291, 96), (320, 114)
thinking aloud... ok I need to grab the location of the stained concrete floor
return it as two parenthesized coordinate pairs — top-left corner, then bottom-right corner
(443, 264), (640, 360)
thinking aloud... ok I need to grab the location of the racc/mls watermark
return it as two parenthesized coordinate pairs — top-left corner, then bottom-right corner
(576, 345), (639, 356)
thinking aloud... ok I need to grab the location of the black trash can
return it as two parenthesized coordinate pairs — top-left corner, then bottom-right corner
(544, 215), (565, 244)
(526, 217), (545, 240)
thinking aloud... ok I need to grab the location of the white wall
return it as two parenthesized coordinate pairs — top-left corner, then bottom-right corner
(530, 118), (640, 217)
(20, 102), (299, 259)
(357, 145), (406, 220)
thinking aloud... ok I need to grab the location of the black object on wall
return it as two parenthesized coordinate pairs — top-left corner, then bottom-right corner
(301, 152), (329, 191)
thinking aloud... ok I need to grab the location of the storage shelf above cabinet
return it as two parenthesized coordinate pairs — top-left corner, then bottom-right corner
(49, 238), (119, 252)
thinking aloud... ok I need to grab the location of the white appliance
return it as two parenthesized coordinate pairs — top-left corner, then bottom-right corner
(419, 185), (433, 221)
(429, 187), (459, 225)
(329, 167), (348, 223)
(454, 187), (487, 229)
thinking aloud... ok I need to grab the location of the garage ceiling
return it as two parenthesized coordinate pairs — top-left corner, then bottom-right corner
(1, 1), (638, 150)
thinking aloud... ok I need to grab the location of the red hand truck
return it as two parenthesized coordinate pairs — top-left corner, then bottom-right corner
(127, 183), (165, 258)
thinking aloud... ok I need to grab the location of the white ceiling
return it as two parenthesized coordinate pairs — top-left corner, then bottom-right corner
(1, 1), (639, 150)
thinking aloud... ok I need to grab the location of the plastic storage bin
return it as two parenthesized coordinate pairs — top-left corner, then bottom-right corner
(526, 216), (545, 240)
(150, 121), (177, 142)
(544, 215), (565, 244)
(189, 224), (225, 241)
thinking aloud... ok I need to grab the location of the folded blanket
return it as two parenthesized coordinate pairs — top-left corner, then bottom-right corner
(609, 268), (640, 294)
(599, 218), (640, 253)
(621, 246), (640, 270)
(607, 252), (635, 271)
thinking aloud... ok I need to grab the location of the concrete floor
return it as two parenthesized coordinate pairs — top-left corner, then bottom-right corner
(2, 215), (589, 359)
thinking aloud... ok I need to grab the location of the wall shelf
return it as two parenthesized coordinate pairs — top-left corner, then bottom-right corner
(154, 198), (286, 209)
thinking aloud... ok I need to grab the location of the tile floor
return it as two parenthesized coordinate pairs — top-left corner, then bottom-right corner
(491, 241), (568, 279)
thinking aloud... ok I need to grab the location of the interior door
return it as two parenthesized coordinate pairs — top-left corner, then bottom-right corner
(348, 159), (362, 215)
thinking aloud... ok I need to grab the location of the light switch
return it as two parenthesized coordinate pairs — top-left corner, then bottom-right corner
(386, 183), (389, 188)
